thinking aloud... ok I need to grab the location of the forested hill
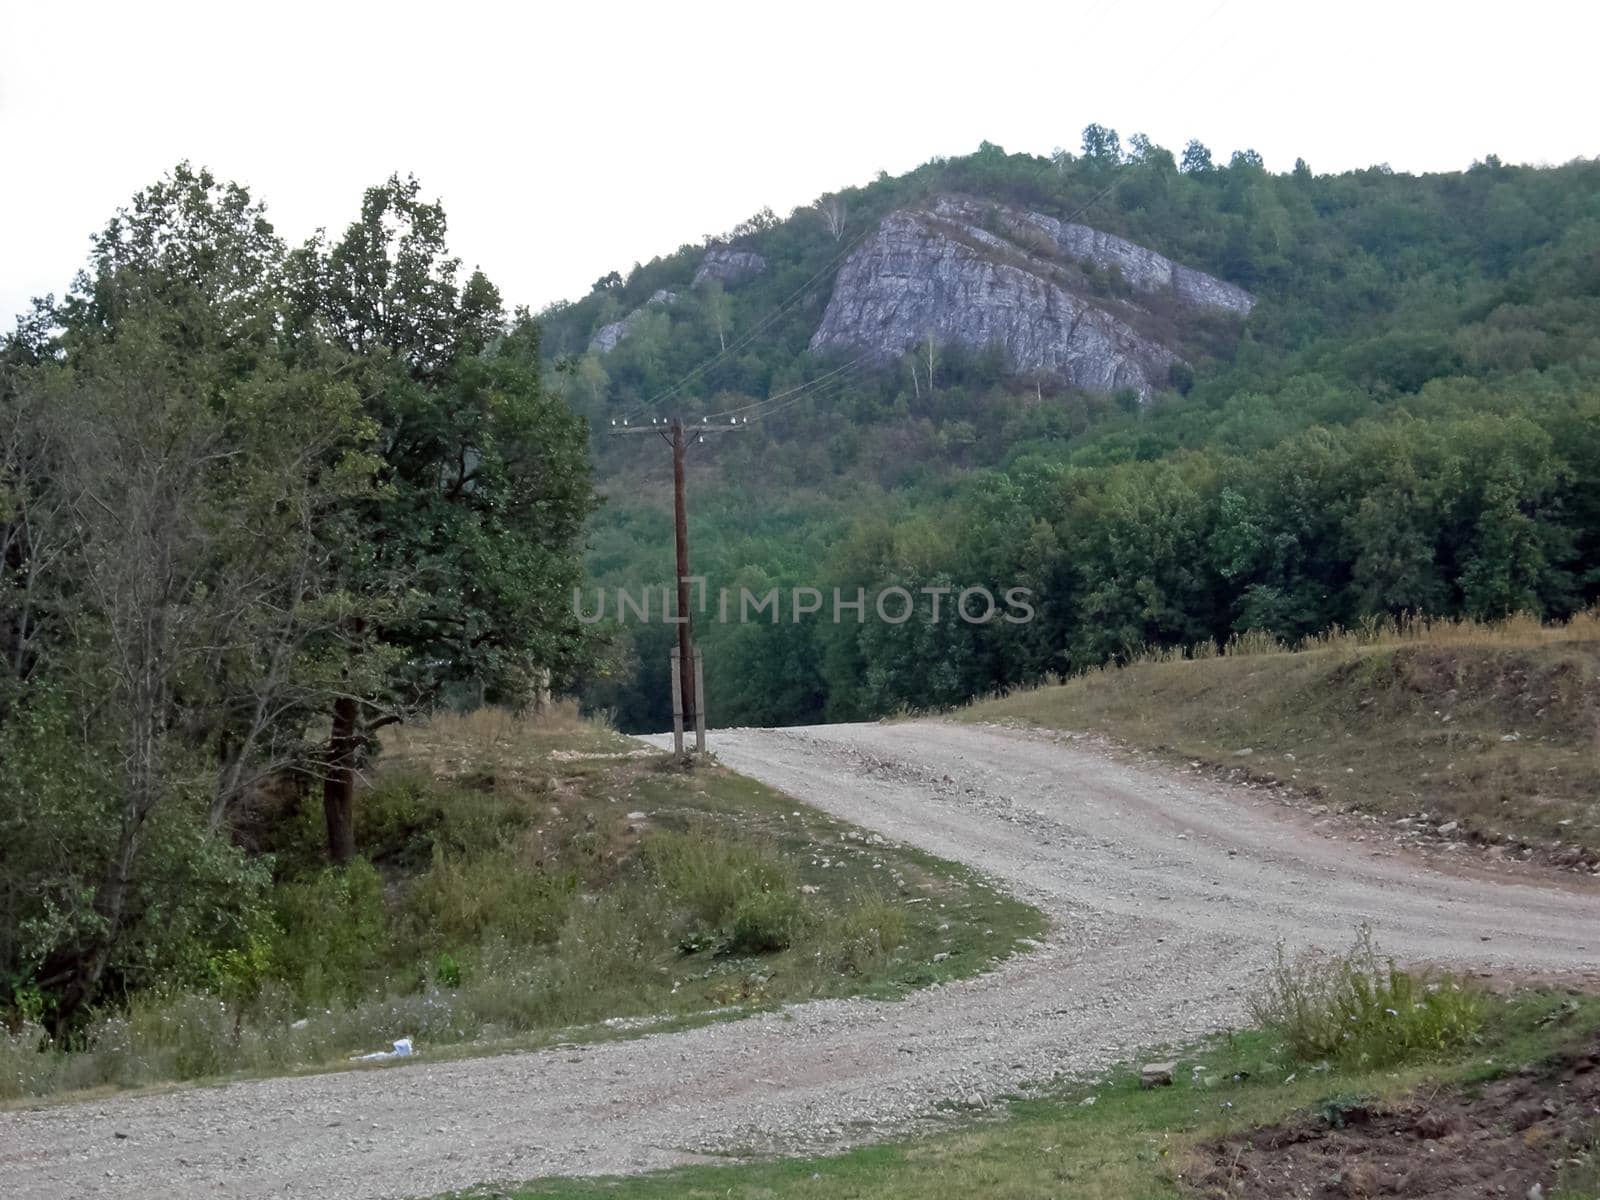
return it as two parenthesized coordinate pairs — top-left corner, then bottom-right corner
(545, 131), (1600, 733)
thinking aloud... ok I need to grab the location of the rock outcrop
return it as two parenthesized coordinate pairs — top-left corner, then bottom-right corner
(930, 196), (1255, 317)
(809, 196), (1254, 398)
(693, 248), (767, 288)
(589, 289), (677, 355)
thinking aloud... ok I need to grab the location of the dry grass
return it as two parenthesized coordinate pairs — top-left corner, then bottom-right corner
(1053, 610), (1600, 673)
(383, 701), (616, 776)
(960, 611), (1600, 851)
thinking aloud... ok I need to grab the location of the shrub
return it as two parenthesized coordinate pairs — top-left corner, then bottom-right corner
(121, 990), (239, 1081)
(433, 952), (463, 989)
(1249, 926), (1484, 1068)
(539, 893), (664, 1022)
(645, 823), (798, 930)
(0, 1022), (59, 1100)
(820, 895), (909, 975)
(352, 771), (439, 867)
(356, 771), (536, 868)
(727, 889), (805, 954)
(269, 860), (388, 1006)
(400, 848), (577, 952)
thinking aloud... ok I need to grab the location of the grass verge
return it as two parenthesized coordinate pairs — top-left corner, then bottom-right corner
(459, 986), (1600, 1200)
(1, 707), (1041, 1103)
(957, 612), (1600, 860)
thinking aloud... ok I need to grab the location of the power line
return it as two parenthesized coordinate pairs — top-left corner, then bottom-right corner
(610, 98), (1146, 437)
(738, 361), (871, 426)
(618, 225), (876, 423)
(700, 353), (873, 421)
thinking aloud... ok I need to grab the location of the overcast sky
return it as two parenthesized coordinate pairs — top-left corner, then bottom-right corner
(2, 0), (1595, 325)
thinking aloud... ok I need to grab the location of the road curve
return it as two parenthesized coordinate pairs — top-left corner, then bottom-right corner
(3, 721), (1597, 1200)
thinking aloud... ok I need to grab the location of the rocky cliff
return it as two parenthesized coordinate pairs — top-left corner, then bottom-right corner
(589, 249), (767, 356)
(693, 247), (767, 287)
(589, 288), (677, 355)
(929, 196), (1255, 316)
(809, 196), (1253, 397)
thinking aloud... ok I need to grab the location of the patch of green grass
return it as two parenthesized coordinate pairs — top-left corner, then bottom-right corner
(463, 991), (1600, 1200)
(645, 821), (799, 932)
(624, 761), (1044, 1000)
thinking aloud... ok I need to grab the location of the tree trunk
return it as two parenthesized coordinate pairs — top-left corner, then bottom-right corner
(44, 810), (143, 1032)
(323, 694), (359, 865)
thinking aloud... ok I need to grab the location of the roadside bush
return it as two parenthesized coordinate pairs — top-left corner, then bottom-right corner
(0, 1022), (59, 1099)
(727, 889), (806, 954)
(350, 771), (441, 868)
(1250, 927), (1484, 1068)
(120, 990), (240, 1081)
(267, 771), (540, 878)
(645, 823), (798, 931)
(269, 860), (388, 1006)
(820, 895), (909, 975)
(400, 848), (577, 952)
(359, 771), (537, 865)
(538, 892), (666, 1023)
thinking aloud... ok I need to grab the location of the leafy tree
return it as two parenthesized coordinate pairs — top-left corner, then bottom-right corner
(1, 166), (377, 1024)
(287, 176), (598, 863)
(1180, 139), (1214, 173)
(1064, 461), (1219, 662)
(1126, 133), (1174, 173)
(1081, 123), (1123, 166)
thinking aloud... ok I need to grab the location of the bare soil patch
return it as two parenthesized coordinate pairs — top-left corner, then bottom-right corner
(1189, 1034), (1600, 1198)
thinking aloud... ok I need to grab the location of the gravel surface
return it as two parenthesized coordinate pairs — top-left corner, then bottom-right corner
(4, 720), (1598, 1200)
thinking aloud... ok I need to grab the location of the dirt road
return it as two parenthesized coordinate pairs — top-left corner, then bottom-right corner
(4, 721), (1596, 1200)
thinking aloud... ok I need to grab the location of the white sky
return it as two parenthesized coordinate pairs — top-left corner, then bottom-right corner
(2, 0), (1596, 325)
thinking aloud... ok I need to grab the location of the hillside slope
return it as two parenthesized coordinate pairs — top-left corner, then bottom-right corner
(551, 135), (1600, 733)
(960, 615), (1600, 861)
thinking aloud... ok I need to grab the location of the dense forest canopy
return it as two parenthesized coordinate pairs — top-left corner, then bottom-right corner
(550, 131), (1600, 732)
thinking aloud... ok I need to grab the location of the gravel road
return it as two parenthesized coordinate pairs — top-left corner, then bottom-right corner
(4, 720), (1597, 1200)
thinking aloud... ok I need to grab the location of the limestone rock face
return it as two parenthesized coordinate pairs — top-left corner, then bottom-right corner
(809, 195), (1254, 398)
(589, 289), (677, 355)
(930, 196), (1256, 316)
(693, 248), (767, 288)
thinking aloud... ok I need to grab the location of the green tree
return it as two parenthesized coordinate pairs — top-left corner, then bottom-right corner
(1180, 139), (1214, 173)
(286, 176), (598, 863)
(1081, 123), (1122, 166)
(1, 165), (378, 1025)
(1065, 460), (1219, 663)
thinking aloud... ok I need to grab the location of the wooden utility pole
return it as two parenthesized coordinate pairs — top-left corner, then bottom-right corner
(669, 418), (696, 735)
(611, 414), (745, 758)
